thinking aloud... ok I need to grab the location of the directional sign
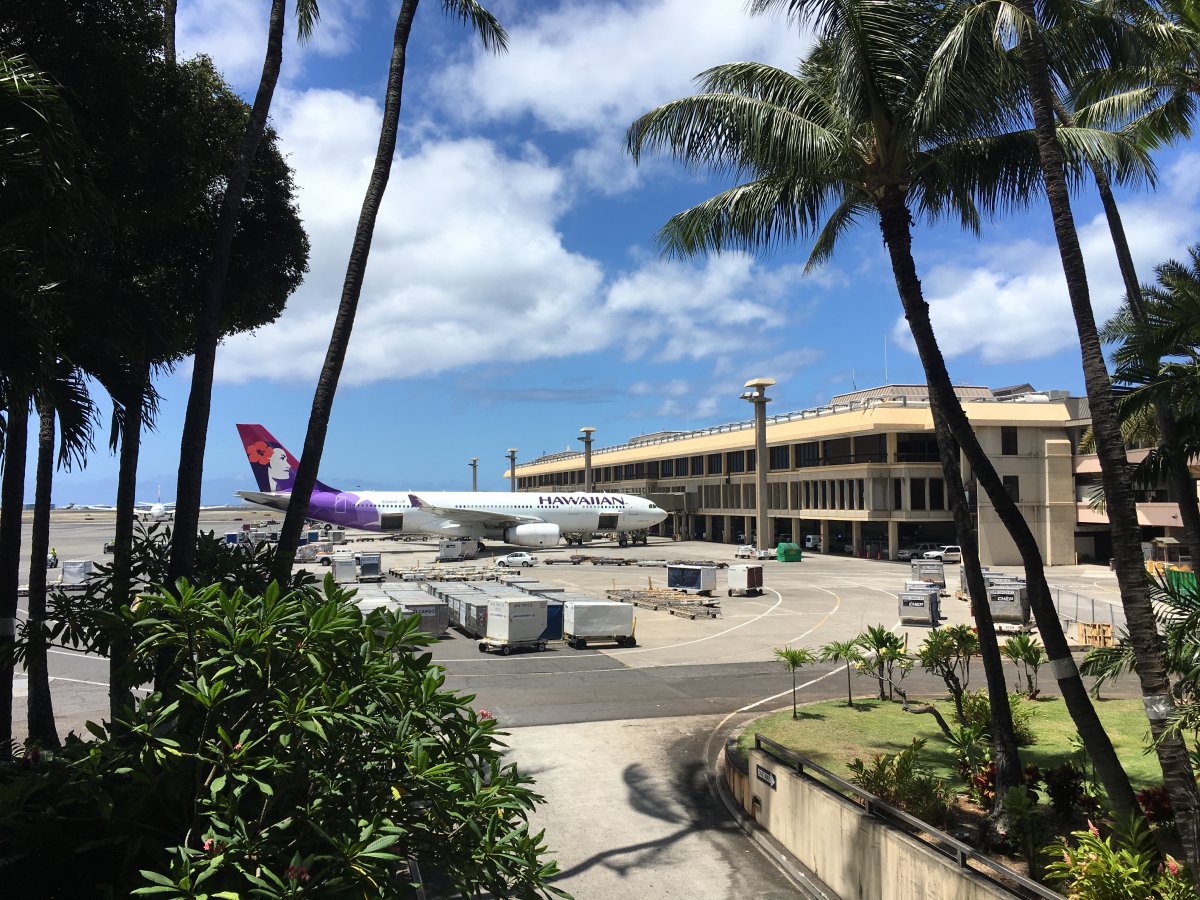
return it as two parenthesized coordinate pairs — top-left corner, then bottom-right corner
(756, 764), (777, 790)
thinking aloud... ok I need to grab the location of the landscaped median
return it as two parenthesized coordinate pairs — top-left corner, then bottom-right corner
(722, 695), (1193, 899)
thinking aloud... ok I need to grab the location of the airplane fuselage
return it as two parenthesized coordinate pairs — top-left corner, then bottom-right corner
(238, 488), (663, 546)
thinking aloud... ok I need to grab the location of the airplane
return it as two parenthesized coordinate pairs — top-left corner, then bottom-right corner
(135, 486), (175, 522)
(235, 424), (668, 548)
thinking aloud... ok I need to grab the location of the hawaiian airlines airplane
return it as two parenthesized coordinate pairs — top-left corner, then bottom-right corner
(235, 424), (667, 548)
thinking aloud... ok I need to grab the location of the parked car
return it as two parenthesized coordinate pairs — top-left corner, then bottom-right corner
(898, 542), (940, 561)
(923, 545), (963, 563)
(496, 551), (538, 568)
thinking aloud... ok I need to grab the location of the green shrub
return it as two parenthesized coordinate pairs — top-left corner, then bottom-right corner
(0, 578), (566, 898)
(848, 738), (955, 828)
(1044, 814), (1198, 899)
(1002, 786), (1049, 881)
(961, 689), (1038, 747)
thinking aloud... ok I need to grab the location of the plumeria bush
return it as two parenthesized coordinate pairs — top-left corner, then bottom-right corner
(0, 577), (566, 898)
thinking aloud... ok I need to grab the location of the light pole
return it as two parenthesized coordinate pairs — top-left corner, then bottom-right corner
(507, 448), (518, 493)
(470, 457), (478, 492)
(578, 427), (596, 492)
(741, 378), (775, 551)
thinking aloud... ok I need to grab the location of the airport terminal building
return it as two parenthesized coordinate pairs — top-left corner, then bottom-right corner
(510, 384), (1192, 566)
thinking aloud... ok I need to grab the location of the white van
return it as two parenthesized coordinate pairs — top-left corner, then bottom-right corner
(804, 534), (822, 550)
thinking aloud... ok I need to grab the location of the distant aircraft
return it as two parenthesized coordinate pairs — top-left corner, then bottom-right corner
(134, 485), (183, 521)
(235, 424), (667, 548)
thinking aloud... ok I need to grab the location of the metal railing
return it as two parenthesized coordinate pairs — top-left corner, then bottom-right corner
(1048, 587), (1127, 633)
(752, 734), (1063, 900)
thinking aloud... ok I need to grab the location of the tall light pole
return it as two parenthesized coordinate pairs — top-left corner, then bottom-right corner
(470, 457), (478, 492)
(579, 426), (596, 492)
(507, 448), (518, 493)
(741, 377), (775, 550)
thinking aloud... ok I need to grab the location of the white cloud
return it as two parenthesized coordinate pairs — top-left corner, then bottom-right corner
(892, 161), (1200, 363)
(176, 0), (368, 90)
(215, 88), (813, 386)
(442, 0), (806, 134)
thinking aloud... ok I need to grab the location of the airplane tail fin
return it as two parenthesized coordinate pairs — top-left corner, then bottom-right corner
(236, 424), (340, 494)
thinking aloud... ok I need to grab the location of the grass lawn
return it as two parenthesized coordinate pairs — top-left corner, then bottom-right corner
(736, 696), (1163, 789)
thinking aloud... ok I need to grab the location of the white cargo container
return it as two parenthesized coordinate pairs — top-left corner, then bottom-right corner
(331, 554), (357, 583)
(480, 597), (548, 655)
(564, 601), (635, 648)
(438, 539), (478, 562)
(61, 560), (95, 585)
(727, 564), (764, 597)
(910, 559), (946, 588)
(398, 599), (450, 637)
(358, 552), (383, 581)
(666, 564), (716, 595)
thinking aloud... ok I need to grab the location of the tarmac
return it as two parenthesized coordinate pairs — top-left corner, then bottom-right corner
(8, 510), (1134, 897)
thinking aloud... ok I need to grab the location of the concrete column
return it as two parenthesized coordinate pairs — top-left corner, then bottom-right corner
(723, 514), (734, 543)
(819, 519), (830, 553)
(888, 520), (900, 561)
(507, 449), (518, 493)
(851, 520), (863, 556)
(742, 378), (774, 550)
(579, 427), (596, 492)
(791, 516), (803, 546)
(470, 458), (478, 492)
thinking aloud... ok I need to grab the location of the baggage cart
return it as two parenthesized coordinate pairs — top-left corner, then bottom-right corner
(728, 564), (764, 597)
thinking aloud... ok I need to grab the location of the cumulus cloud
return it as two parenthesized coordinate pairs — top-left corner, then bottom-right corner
(215, 88), (814, 386)
(892, 157), (1200, 363)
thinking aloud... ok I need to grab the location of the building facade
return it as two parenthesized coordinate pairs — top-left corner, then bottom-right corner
(508, 384), (1185, 567)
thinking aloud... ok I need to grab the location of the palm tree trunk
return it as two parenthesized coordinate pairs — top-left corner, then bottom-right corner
(110, 360), (148, 721)
(845, 665), (853, 707)
(169, 0), (286, 586)
(875, 190), (1021, 794)
(0, 391), (30, 759)
(25, 395), (58, 748)
(873, 185), (1143, 822)
(274, 0), (421, 583)
(1014, 0), (1200, 869)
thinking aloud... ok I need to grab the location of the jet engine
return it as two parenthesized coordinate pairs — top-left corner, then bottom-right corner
(504, 523), (561, 548)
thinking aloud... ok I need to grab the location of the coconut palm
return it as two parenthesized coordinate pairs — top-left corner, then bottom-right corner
(775, 646), (818, 718)
(272, 0), (508, 578)
(936, 0), (1200, 864)
(627, 0), (1139, 813)
(168, 0), (320, 584)
(819, 638), (863, 707)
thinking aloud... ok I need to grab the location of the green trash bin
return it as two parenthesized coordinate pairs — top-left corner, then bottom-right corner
(776, 542), (803, 562)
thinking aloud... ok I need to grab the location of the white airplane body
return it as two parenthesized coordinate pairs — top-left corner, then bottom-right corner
(235, 424), (667, 548)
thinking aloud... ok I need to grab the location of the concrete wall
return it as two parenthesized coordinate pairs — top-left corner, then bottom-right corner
(726, 748), (1021, 900)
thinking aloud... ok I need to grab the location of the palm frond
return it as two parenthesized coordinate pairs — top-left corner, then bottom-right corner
(442, 0), (508, 54)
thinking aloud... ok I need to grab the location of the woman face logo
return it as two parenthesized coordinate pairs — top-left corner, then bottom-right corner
(267, 447), (292, 490)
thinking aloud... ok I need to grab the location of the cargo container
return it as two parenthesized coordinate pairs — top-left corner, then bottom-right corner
(328, 529), (346, 544)
(910, 559), (946, 589)
(449, 596), (490, 638)
(61, 560), (95, 585)
(898, 587), (940, 626)
(727, 564), (764, 597)
(666, 564), (716, 595)
(358, 552), (383, 580)
(331, 554), (357, 583)
(397, 599), (450, 637)
(224, 532), (240, 545)
(986, 583), (1031, 626)
(539, 599), (564, 642)
(564, 601), (635, 648)
(479, 597), (548, 654)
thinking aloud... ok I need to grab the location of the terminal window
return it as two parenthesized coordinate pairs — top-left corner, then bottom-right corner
(1001, 426), (1018, 455)
(1003, 474), (1021, 501)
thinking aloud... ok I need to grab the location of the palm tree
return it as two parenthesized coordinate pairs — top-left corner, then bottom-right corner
(819, 638), (862, 707)
(939, 0), (1200, 864)
(626, 0), (1133, 810)
(272, 0), (508, 580)
(168, 0), (320, 585)
(775, 646), (818, 718)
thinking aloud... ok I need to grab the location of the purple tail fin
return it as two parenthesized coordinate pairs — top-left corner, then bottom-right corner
(236, 424), (339, 494)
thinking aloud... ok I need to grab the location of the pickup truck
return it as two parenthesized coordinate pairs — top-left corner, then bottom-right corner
(923, 545), (963, 563)
(898, 542), (940, 561)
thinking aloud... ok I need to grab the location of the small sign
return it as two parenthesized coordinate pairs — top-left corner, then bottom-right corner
(756, 765), (777, 790)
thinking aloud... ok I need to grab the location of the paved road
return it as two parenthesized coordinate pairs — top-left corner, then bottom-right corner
(11, 513), (1132, 897)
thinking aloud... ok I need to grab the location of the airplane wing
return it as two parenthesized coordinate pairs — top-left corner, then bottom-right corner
(236, 490), (290, 512)
(408, 493), (543, 528)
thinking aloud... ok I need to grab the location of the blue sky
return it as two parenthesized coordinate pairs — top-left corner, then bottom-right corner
(29, 0), (1200, 504)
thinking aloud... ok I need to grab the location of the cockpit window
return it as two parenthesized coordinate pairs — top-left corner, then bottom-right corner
(649, 503), (658, 509)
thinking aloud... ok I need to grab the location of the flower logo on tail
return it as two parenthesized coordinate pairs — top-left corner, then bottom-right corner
(246, 441), (273, 465)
